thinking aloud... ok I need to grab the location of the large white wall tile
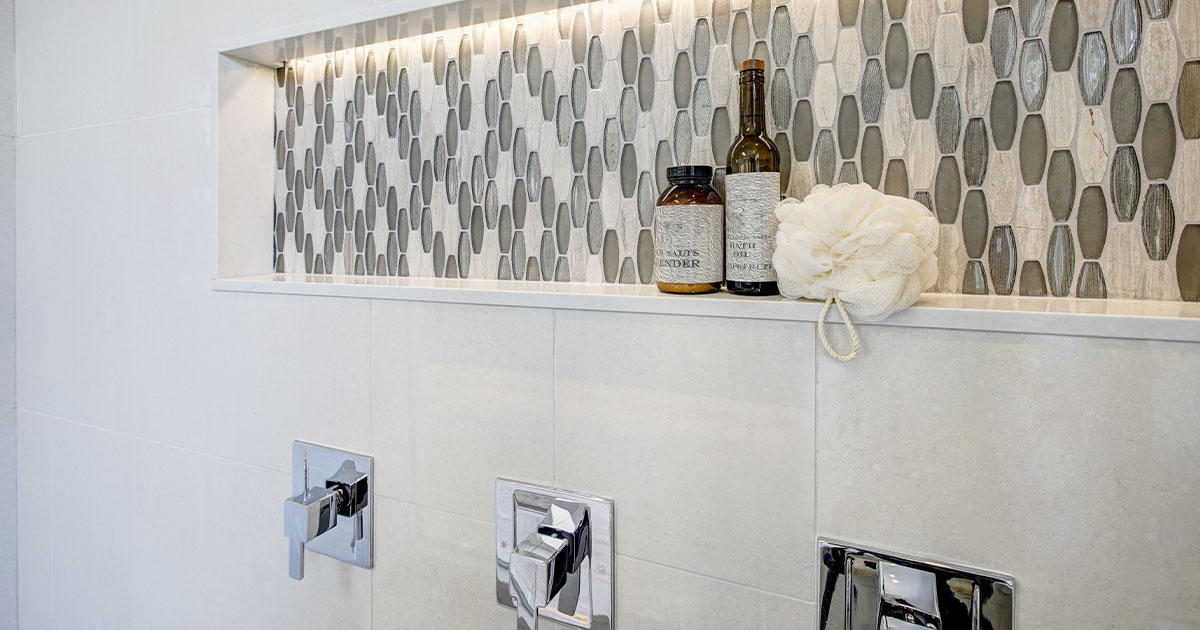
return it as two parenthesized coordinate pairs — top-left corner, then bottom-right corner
(815, 326), (1200, 628)
(19, 412), (372, 630)
(370, 301), (554, 520)
(221, 291), (372, 474)
(554, 311), (816, 599)
(16, 412), (53, 629)
(372, 496), (513, 629)
(613, 555), (814, 630)
(16, 110), (372, 470)
(0, 410), (14, 630)
(0, 135), (11, 411)
(0, 0), (11, 137)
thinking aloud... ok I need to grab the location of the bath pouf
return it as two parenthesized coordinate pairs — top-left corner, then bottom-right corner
(773, 183), (939, 361)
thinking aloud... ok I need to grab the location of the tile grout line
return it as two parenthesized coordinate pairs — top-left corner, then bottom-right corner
(811, 321), (820, 608)
(619, 553), (817, 606)
(367, 298), (374, 629)
(551, 308), (558, 487)
(16, 106), (210, 139)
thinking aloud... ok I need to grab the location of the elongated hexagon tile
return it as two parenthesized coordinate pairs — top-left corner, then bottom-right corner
(1142, 22), (1178, 101)
(813, 64), (839, 127)
(1014, 185), (1052, 259)
(908, 0), (938, 50)
(1044, 73), (1080, 147)
(835, 29), (862, 93)
(1179, 0), (1200, 57)
(1178, 142), (1200, 222)
(934, 13), (965, 84)
(1076, 107), (1113, 184)
(883, 90), (915, 157)
(935, 226), (967, 292)
(909, 121), (939, 189)
(964, 45), (993, 116)
(812, 0), (840, 61)
(1104, 222), (1146, 298)
(987, 151), (1021, 224)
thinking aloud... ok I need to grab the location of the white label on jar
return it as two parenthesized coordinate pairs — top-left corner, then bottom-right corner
(724, 171), (781, 282)
(652, 203), (724, 284)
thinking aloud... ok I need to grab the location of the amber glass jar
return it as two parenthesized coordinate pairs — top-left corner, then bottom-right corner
(653, 165), (724, 294)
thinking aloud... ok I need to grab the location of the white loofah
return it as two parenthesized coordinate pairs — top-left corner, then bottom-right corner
(772, 183), (939, 360)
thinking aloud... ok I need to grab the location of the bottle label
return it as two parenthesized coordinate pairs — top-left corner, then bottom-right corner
(652, 204), (724, 284)
(724, 171), (780, 282)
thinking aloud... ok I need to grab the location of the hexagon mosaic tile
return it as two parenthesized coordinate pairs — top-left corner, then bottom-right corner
(274, 0), (1200, 300)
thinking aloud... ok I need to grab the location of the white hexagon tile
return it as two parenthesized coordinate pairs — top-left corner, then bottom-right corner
(273, 0), (1200, 300)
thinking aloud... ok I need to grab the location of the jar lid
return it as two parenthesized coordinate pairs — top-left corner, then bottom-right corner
(666, 165), (714, 181)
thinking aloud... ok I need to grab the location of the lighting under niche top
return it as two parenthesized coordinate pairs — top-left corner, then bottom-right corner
(264, 0), (1200, 306)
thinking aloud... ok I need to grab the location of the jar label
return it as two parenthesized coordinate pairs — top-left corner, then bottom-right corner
(724, 172), (780, 282)
(652, 203), (725, 284)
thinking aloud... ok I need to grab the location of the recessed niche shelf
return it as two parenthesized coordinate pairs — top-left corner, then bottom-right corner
(212, 273), (1200, 342)
(213, 0), (1200, 335)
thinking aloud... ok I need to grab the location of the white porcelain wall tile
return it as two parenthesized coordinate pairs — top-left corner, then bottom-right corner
(0, 135), (11, 412)
(815, 325), (1200, 629)
(370, 300), (554, 520)
(14, 0), (138, 134)
(208, 291), (369, 474)
(372, 497), (513, 629)
(613, 555), (814, 629)
(0, 410), (14, 630)
(0, 0), (11, 138)
(16, 111), (235, 458)
(553, 310), (816, 598)
(15, 411), (52, 628)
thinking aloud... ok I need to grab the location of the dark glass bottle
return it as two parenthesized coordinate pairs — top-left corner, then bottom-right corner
(724, 58), (781, 296)
(653, 165), (724, 294)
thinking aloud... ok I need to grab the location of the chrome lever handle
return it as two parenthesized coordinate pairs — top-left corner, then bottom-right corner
(283, 485), (339, 581)
(507, 499), (590, 630)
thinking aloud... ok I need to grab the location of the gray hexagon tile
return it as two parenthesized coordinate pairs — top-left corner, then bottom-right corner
(272, 0), (1200, 300)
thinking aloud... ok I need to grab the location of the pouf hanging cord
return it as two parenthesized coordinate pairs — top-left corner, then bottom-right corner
(816, 296), (860, 362)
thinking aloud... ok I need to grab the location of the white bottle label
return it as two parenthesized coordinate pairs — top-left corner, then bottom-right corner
(724, 171), (780, 282)
(652, 204), (724, 284)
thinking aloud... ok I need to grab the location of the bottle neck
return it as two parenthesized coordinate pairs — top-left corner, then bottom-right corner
(738, 72), (765, 136)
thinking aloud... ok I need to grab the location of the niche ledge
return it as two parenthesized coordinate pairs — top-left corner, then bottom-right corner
(213, 273), (1200, 343)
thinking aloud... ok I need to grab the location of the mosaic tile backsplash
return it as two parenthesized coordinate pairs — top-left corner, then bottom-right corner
(273, 0), (1200, 300)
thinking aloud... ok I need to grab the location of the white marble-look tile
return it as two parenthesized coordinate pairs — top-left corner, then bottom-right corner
(835, 28), (862, 93)
(883, 90), (914, 158)
(1075, 0), (1109, 27)
(935, 226), (966, 293)
(908, 120), (938, 189)
(1013, 185), (1051, 259)
(813, 63), (839, 127)
(933, 13), (964, 84)
(1140, 261), (1181, 301)
(1176, 0), (1200, 58)
(811, 0), (839, 61)
(370, 301), (554, 520)
(1141, 21), (1179, 102)
(1043, 73), (1079, 148)
(986, 150), (1020, 224)
(1075, 107), (1112, 184)
(1178, 141), (1200, 222)
(790, 0), (815, 32)
(963, 45), (993, 117)
(816, 325), (1200, 629)
(908, 0), (937, 49)
(1103, 222), (1146, 299)
(554, 310), (815, 598)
